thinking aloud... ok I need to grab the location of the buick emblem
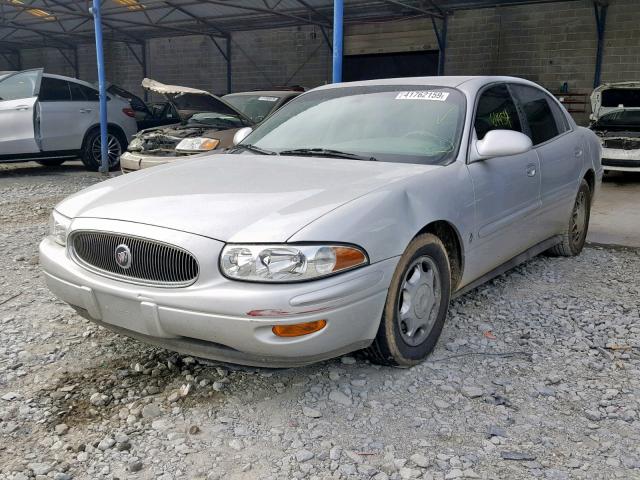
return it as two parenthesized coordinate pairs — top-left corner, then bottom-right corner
(115, 244), (132, 269)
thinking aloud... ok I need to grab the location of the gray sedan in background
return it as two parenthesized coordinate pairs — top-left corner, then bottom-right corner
(40, 76), (602, 367)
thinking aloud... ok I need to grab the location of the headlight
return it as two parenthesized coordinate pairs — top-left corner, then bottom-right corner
(49, 210), (71, 246)
(220, 244), (368, 282)
(175, 137), (220, 153)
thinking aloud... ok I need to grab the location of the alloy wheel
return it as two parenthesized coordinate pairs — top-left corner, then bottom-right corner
(91, 133), (121, 167)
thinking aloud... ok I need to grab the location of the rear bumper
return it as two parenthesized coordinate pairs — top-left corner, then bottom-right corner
(39, 221), (396, 367)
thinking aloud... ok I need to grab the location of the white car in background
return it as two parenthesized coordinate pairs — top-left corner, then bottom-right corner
(590, 82), (640, 172)
(0, 69), (137, 170)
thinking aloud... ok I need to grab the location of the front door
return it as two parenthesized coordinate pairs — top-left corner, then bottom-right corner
(465, 84), (542, 279)
(0, 69), (42, 155)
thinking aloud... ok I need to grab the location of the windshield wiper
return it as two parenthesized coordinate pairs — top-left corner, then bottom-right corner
(231, 144), (278, 155)
(279, 148), (377, 161)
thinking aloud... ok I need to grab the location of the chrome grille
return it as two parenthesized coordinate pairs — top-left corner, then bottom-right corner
(70, 231), (199, 287)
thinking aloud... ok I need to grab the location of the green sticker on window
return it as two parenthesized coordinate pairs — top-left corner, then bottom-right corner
(489, 110), (513, 128)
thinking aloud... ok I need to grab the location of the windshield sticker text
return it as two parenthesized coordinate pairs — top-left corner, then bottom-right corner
(395, 91), (450, 102)
(258, 96), (279, 102)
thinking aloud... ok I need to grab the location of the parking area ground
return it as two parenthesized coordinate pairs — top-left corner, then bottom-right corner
(0, 162), (639, 480)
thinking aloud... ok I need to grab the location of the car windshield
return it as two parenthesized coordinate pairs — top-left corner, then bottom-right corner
(234, 85), (465, 164)
(594, 109), (640, 128)
(187, 112), (247, 129)
(223, 94), (283, 123)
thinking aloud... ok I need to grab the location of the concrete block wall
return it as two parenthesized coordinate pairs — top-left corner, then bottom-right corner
(7, 0), (639, 122)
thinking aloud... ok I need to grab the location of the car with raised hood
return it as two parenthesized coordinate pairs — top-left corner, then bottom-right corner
(222, 90), (301, 124)
(119, 78), (253, 173)
(590, 82), (640, 172)
(40, 76), (602, 367)
(0, 69), (137, 170)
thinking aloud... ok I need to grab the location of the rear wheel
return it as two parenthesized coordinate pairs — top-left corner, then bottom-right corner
(81, 129), (125, 171)
(36, 159), (66, 167)
(547, 179), (591, 257)
(365, 233), (451, 366)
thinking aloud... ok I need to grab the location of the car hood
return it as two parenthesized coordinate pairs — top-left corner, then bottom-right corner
(590, 81), (640, 120)
(141, 78), (251, 123)
(57, 154), (438, 242)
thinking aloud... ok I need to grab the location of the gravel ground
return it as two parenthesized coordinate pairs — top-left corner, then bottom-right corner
(1, 162), (639, 480)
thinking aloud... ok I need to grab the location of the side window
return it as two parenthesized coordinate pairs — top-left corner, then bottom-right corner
(0, 70), (40, 101)
(548, 98), (570, 134)
(79, 84), (100, 102)
(474, 84), (522, 140)
(39, 77), (71, 102)
(69, 82), (87, 101)
(510, 84), (560, 145)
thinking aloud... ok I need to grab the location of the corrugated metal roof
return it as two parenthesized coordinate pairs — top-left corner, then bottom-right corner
(0, 0), (580, 53)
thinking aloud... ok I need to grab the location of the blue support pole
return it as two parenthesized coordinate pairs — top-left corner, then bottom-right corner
(332, 0), (343, 84)
(91, 0), (109, 173)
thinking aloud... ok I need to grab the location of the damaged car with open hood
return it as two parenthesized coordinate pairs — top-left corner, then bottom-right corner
(590, 81), (640, 172)
(120, 78), (253, 173)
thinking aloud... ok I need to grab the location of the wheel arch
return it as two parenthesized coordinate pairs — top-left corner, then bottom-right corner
(414, 220), (464, 291)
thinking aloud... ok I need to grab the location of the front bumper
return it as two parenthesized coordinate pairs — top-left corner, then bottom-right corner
(39, 218), (396, 367)
(120, 150), (223, 173)
(120, 151), (182, 173)
(601, 147), (640, 171)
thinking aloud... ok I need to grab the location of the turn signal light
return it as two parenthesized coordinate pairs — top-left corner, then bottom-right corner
(272, 320), (327, 337)
(122, 107), (136, 118)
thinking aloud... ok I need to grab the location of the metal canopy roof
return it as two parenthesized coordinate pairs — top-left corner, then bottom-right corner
(0, 0), (578, 53)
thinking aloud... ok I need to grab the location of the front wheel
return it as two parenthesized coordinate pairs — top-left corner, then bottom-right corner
(81, 129), (124, 171)
(547, 179), (591, 257)
(365, 233), (451, 367)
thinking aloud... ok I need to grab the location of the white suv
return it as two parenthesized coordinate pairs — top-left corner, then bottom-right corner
(0, 69), (138, 170)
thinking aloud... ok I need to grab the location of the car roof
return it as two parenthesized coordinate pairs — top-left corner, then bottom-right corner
(312, 76), (543, 93)
(43, 72), (99, 91)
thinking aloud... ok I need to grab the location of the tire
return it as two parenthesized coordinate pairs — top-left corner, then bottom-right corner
(80, 128), (125, 171)
(547, 179), (591, 257)
(36, 159), (66, 167)
(365, 233), (451, 367)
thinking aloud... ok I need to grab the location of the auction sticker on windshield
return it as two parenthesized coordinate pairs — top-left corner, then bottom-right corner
(395, 91), (450, 101)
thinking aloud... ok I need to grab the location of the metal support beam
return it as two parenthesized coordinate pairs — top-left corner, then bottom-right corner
(332, 0), (343, 83)
(226, 36), (232, 94)
(320, 26), (332, 51)
(431, 14), (448, 75)
(90, 0), (109, 174)
(593, 1), (608, 88)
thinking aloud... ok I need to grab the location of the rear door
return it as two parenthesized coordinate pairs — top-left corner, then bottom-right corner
(0, 69), (42, 155)
(68, 81), (101, 149)
(509, 84), (579, 238)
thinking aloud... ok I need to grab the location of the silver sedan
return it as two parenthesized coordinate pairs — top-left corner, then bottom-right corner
(39, 76), (602, 367)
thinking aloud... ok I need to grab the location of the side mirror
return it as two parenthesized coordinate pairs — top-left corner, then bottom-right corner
(233, 127), (253, 146)
(474, 130), (532, 159)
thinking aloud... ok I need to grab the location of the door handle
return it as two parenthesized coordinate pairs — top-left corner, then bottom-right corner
(14, 105), (30, 111)
(79, 108), (92, 113)
(526, 163), (537, 177)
